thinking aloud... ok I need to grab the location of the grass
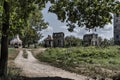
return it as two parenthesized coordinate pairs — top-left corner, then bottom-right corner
(8, 48), (19, 60)
(7, 48), (23, 80)
(36, 46), (120, 79)
(23, 50), (28, 58)
(7, 67), (23, 80)
(8, 48), (19, 67)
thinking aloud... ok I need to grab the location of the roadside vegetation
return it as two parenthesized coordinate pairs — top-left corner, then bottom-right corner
(23, 50), (28, 58)
(36, 46), (120, 79)
(7, 67), (23, 80)
(8, 48), (19, 60)
(8, 48), (19, 68)
(8, 48), (22, 80)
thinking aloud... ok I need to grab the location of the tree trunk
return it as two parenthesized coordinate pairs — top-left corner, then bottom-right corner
(34, 44), (37, 48)
(0, 1), (10, 80)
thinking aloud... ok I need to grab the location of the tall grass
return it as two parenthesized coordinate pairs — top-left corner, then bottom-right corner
(8, 48), (23, 80)
(36, 46), (120, 78)
(7, 67), (23, 80)
(8, 48), (19, 60)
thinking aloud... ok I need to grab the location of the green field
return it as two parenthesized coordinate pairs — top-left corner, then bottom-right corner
(8, 48), (19, 60)
(36, 46), (120, 79)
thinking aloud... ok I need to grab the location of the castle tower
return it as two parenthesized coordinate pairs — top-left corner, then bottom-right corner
(53, 32), (65, 47)
(114, 15), (120, 45)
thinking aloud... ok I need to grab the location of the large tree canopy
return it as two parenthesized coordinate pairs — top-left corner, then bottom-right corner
(65, 36), (83, 47)
(49, 0), (120, 31)
(21, 4), (48, 48)
(0, 0), (48, 36)
(1, 0), (120, 33)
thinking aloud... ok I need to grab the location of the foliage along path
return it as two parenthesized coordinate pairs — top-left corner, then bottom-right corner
(14, 49), (90, 80)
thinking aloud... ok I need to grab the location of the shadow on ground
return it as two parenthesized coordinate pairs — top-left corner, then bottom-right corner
(22, 76), (73, 80)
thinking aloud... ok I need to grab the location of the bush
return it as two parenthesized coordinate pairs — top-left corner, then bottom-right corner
(23, 50), (28, 58)
(7, 67), (23, 80)
(37, 46), (119, 67)
(36, 46), (120, 78)
(112, 73), (120, 80)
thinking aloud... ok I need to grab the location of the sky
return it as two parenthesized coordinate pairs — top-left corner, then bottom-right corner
(40, 2), (114, 41)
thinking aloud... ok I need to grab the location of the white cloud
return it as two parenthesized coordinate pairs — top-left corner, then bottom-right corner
(40, 26), (53, 42)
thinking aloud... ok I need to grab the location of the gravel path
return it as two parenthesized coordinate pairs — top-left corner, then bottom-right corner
(14, 50), (89, 80)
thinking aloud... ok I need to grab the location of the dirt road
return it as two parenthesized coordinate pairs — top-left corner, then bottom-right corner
(14, 49), (89, 80)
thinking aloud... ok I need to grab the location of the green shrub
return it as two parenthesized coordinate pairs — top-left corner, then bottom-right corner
(23, 50), (28, 58)
(7, 67), (23, 80)
(36, 46), (120, 69)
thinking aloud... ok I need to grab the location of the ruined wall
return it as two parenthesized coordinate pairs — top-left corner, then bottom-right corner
(53, 32), (64, 47)
(114, 15), (120, 45)
(83, 34), (99, 46)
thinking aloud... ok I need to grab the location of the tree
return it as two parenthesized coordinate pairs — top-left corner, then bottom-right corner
(0, 1), (10, 80)
(101, 38), (109, 47)
(98, 36), (103, 46)
(109, 38), (114, 46)
(65, 36), (82, 47)
(100, 38), (114, 47)
(49, 0), (120, 31)
(21, 27), (43, 48)
(21, 7), (48, 48)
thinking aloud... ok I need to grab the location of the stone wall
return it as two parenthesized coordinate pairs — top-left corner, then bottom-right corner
(114, 15), (120, 45)
(53, 32), (64, 47)
(83, 33), (99, 46)
(44, 32), (65, 47)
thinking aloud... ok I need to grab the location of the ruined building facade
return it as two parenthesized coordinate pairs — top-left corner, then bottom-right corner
(83, 33), (99, 46)
(114, 15), (120, 45)
(44, 32), (65, 47)
(53, 32), (64, 47)
(44, 35), (53, 47)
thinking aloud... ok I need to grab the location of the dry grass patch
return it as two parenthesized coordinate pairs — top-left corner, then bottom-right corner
(7, 48), (23, 80)
(22, 50), (28, 58)
(8, 48), (19, 60)
(32, 48), (46, 57)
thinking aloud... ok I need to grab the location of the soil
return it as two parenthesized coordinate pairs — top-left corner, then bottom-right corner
(14, 49), (89, 80)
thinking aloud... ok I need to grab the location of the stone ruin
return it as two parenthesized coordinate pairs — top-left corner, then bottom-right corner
(44, 32), (65, 47)
(83, 33), (99, 46)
